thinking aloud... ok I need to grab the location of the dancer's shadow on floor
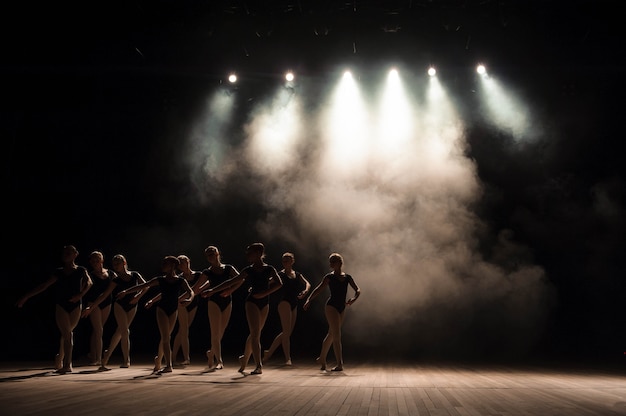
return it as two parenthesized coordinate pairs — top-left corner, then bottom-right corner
(0, 370), (64, 382)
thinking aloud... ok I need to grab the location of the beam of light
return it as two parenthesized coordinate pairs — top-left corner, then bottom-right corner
(244, 86), (303, 174)
(478, 74), (532, 140)
(319, 69), (371, 178)
(375, 68), (414, 158)
(186, 88), (236, 202)
(421, 73), (472, 195)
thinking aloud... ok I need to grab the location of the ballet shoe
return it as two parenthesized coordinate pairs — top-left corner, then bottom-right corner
(98, 366), (111, 372)
(331, 366), (344, 372)
(159, 366), (172, 373)
(251, 365), (262, 375)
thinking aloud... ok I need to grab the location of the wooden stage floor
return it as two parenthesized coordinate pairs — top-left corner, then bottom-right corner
(0, 358), (624, 415)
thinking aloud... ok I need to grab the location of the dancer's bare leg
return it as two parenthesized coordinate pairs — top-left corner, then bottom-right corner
(88, 304), (111, 365)
(243, 302), (268, 373)
(183, 307), (197, 363)
(102, 304), (136, 368)
(54, 305), (81, 373)
(283, 304), (297, 364)
(325, 305), (344, 371)
(317, 332), (332, 371)
(156, 307), (178, 372)
(264, 301), (295, 364)
(207, 302), (231, 369)
(172, 305), (195, 364)
(118, 307), (136, 367)
(238, 335), (252, 372)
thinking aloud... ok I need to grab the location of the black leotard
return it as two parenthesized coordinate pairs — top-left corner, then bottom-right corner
(326, 273), (352, 314)
(84, 270), (115, 309)
(204, 265), (236, 312)
(243, 264), (278, 309)
(181, 271), (202, 312)
(277, 271), (303, 310)
(112, 271), (143, 312)
(157, 276), (186, 316)
(53, 266), (89, 313)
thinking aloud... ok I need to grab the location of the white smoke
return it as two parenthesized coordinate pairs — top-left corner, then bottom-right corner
(185, 71), (555, 359)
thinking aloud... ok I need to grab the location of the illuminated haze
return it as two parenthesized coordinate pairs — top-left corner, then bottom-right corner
(185, 67), (554, 360)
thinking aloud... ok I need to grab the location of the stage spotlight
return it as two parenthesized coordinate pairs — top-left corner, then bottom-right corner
(476, 64), (487, 75)
(228, 73), (237, 83)
(285, 72), (295, 82)
(428, 67), (436, 77)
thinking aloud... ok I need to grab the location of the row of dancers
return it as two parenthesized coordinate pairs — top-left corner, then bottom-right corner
(16, 243), (361, 374)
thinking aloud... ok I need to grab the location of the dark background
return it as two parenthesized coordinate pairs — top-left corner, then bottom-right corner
(2, 1), (625, 366)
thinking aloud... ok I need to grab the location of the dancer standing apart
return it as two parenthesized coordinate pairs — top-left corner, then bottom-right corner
(263, 252), (311, 366)
(82, 251), (115, 366)
(303, 253), (360, 372)
(203, 243), (282, 374)
(17, 245), (93, 374)
(120, 256), (194, 373)
(199, 246), (240, 371)
(86, 254), (145, 370)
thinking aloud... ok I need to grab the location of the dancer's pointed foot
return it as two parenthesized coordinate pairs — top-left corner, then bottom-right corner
(251, 365), (262, 375)
(98, 366), (111, 372)
(285, 359), (292, 366)
(207, 361), (224, 372)
(153, 355), (161, 372)
(159, 366), (172, 373)
(206, 350), (214, 368)
(262, 349), (270, 362)
(331, 366), (344, 372)
(316, 357), (326, 371)
(238, 355), (246, 373)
